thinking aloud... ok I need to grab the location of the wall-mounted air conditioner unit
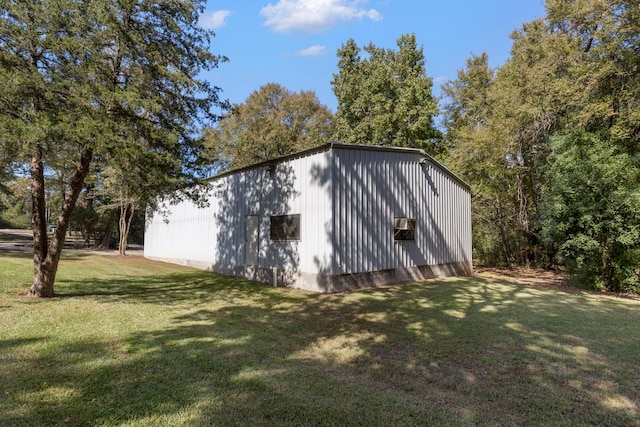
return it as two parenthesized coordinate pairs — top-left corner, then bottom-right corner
(394, 218), (415, 230)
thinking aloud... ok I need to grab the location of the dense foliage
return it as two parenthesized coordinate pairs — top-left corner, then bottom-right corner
(539, 132), (640, 292)
(442, 0), (640, 292)
(332, 34), (442, 156)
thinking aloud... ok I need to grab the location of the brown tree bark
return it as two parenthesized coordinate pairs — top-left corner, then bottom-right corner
(29, 147), (93, 297)
(29, 146), (51, 296)
(118, 201), (135, 256)
(98, 220), (113, 249)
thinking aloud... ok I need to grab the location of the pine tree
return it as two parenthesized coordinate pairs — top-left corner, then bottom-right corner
(0, 0), (226, 296)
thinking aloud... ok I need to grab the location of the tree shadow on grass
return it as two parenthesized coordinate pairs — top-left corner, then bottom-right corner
(57, 269), (307, 308)
(2, 274), (639, 426)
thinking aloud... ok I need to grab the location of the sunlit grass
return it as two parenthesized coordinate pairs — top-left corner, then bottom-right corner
(1, 250), (639, 426)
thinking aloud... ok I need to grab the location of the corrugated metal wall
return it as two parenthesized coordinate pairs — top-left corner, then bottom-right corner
(254, 150), (333, 273)
(144, 144), (471, 280)
(143, 185), (220, 264)
(214, 168), (262, 267)
(331, 147), (471, 275)
(144, 150), (334, 275)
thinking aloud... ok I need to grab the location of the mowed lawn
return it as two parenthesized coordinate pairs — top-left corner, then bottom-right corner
(1, 250), (639, 426)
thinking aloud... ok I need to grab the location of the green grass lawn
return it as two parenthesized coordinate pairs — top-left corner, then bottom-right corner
(1, 251), (639, 426)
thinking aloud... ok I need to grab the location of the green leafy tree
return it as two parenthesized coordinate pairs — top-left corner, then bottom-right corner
(442, 18), (583, 265)
(0, 177), (31, 228)
(536, 0), (640, 291)
(442, 0), (640, 291)
(546, 0), (640, 151)
(331, 34), (441, 154)
(539, 131), (640, 292)
(441, 53), (518, 265)
(0, 0), (226, 297)
(203, 83), (334, 169)
(101, 157), (167, 255)
(490, 19), (581, 263)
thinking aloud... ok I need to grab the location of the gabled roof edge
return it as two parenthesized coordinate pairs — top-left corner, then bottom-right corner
(327, 142), (471, 192)
(209, 142), (471, 192)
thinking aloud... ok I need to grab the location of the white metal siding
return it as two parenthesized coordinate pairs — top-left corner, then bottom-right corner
(257, 150), (333, 274)
(332, 147), (471, 275)
(144, 150), (334, 275)
(144, 144), (471, 282)
(143, 186), (219, 264)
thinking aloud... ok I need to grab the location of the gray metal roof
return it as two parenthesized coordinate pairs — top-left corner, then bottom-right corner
(211, 142), (471, 192)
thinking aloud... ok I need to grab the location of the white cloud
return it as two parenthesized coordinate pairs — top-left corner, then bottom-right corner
(260, 0), (382, 34)
(297, 45), (327, 56)
(200, 10), (233, 30)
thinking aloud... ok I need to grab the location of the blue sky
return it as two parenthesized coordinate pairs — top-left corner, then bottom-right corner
(200, 0), (546, 113)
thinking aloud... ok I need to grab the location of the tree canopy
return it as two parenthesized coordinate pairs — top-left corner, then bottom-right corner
(203, 83), (334, 170)
(0, 0), (227, 296)
(331, 34), (442, 155)
(441, 0), (640, 292)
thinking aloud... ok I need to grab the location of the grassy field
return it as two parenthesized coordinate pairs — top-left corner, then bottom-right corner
(1, 247), (639, 426)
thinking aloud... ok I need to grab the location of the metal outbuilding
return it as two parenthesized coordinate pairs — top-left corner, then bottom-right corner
(144, 142), (472, 292)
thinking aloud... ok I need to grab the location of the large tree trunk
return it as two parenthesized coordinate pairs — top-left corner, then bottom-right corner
(30, 146), (51, 296)
(29, 147), (93, 297)
(98, 220), (113, 249)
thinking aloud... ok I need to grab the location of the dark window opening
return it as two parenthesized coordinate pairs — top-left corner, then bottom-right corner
(270, 214), (301, 241)
(394, 217), (416, 241)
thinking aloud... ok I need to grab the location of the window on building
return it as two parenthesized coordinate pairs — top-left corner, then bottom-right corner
(394, 217), (416, 241)
(270, 214), (301, 241)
